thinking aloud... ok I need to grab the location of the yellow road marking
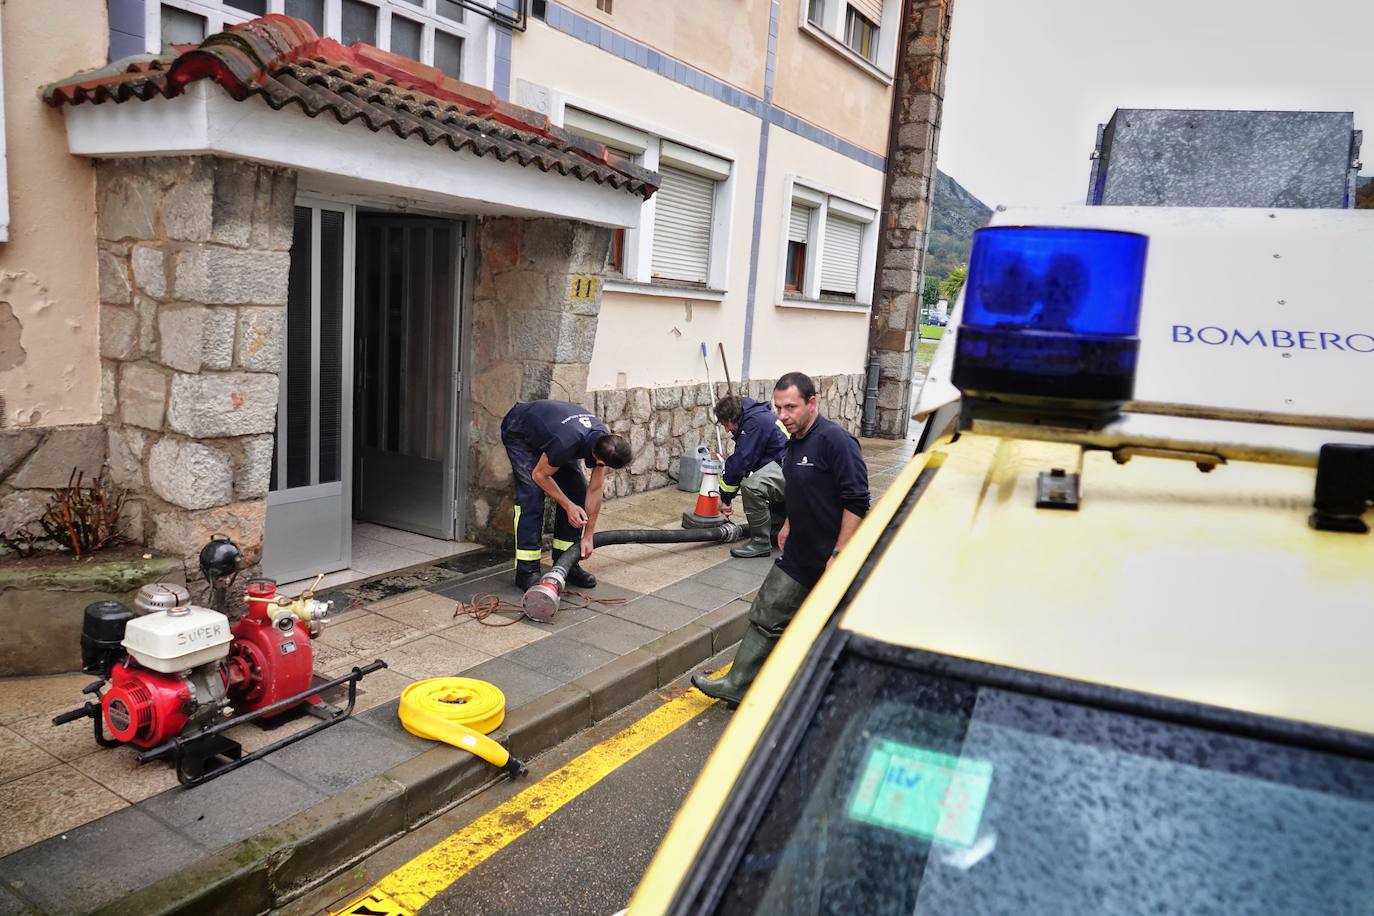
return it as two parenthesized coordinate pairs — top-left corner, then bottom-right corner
(334, 674), (726, 915)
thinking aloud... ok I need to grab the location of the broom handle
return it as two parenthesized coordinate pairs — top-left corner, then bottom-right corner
(718, 342), (734, 395)
(702, 343), (725, 456)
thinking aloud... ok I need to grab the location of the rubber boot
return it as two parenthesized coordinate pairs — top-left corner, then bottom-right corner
(731, 534), (773, 559)
(565, 563), (597, 589)
(691, 628), (774, 706)
(730, 499), (773, 559)
(514, 560), (543, 591)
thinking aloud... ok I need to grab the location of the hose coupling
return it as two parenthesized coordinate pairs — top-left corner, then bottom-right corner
(523, 568), (567, 623)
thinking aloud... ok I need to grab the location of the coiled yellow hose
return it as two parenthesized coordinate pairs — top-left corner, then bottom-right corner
(398, 678), (526, 776)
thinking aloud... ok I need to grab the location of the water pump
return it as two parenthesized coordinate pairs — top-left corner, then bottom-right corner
(53, 536), (383, 785)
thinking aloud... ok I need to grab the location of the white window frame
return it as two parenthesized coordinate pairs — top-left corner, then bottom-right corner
(776, 174), (878, 313)
(147, 0), (483, 87)
(553, 93), (736, 299)
(797, 0), (901, 83)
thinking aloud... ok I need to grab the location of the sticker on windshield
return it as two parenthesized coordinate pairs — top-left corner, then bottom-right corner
(847, 738), (993, 848)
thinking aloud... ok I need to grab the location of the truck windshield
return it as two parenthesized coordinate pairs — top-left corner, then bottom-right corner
(714, 648), (1374, 916)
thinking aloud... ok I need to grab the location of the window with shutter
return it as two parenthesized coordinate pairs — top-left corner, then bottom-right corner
(786, 203), (813, 293)
(820, 215), (863, 297)
(789, 204), (812, 244)
(848, 0), (883, 25)
(844, 5), (879, 61)
(651, 165), (715, 285)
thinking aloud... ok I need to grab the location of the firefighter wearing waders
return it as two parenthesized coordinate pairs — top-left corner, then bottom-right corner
(714, 395), (790, 559)
(693, 372), (869, 706)
(501, 400), (632, 591)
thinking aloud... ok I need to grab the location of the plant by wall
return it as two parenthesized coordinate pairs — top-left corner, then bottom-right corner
(0, 470), (125, 559)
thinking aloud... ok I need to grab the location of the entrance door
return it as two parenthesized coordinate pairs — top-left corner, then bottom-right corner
(353, 216), (463, 540)
(263, 202), (355, 582)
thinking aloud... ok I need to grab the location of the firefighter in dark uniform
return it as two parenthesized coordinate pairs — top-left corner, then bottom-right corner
(693, 372), (869, 705)
(501, 400), (632, 590)
(713, 394), (790, 559)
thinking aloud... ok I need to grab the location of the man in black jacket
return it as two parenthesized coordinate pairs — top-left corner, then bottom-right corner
(693, 372), (869, 706)
(501, 400), (632, 591)
(714, 394), (789, 559)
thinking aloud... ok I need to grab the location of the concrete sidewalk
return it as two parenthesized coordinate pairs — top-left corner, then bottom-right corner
(0, 436), (913, 916)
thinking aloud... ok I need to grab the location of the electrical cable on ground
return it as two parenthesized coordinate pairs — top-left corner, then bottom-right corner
(453, 590), (628, 627)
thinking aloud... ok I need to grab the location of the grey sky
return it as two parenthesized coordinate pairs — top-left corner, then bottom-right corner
(938, 0), (1370, 207)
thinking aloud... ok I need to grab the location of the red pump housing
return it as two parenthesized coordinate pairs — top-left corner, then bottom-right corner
(224, 579), (315, 716)
(101, 663), (193, 748)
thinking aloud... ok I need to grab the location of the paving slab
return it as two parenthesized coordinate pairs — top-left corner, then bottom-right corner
(260, 718), (420, 795)
(0, 808), (207, 914)
(70, 741), (182, 803)
(652, 578), (739, 613)
(0, 882), (31, 916)
(378, 633), (493, 680)
(0, 765), (127, 858)
(503, 637), (620, 683)
(370, 590), (472, 632)
(137, 758), (327, 849)
(0, 673), (92, 726)
(558, 614), (664, 655)
(607, 593), (706, 632)
(0, 727), (59, 785)
(437, 617), (549, 654)
(690, 561), (774, 596)
(459, 656), (566, 709)
(315, 612), (425, 655)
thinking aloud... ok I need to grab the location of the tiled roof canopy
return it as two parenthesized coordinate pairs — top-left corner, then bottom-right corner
(44, 15), (658, 200)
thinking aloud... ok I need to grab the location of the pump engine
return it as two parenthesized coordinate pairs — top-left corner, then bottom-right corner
(54, 536), (361, 781)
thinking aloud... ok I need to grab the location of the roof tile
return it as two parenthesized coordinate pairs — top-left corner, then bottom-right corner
(44, 15), (657, 200)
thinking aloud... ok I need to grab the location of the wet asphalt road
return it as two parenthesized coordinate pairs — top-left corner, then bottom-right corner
(423, 697), (732, 916)
(295, 660), (735, 916)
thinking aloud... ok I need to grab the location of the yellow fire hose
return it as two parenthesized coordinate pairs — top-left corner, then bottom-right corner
(397, 678), (528, 777)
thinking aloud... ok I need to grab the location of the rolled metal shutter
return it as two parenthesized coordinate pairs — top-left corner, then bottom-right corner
(820, 215), (863, 295)
(788, 204), (811, 244)
(651, 165), (715, 284)
(849, 0), (882, 25)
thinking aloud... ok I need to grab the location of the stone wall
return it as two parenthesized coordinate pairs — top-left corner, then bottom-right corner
(92, 156), (296, 564)
(467, 216), (615, 543)
(0, 426), (108, 549)
(590, 373), (866, 499)
(867, 0), (953, 437)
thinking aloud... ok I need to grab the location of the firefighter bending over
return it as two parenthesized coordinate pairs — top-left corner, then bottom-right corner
(501, 399), (632, 591)
(714, 394), (789, 559)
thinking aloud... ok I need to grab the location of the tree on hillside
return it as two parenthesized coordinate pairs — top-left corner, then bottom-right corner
(922, 275), (941, 307)
(1357, 179), (1374, 209)
(940, 265), (968, 303)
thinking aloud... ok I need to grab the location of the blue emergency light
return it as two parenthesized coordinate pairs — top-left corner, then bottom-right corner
(952, 226), (1149, 428)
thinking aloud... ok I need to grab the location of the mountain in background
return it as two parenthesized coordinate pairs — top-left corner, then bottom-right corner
(926, 170), (992, 281)
(1357, 175), (1373, 208)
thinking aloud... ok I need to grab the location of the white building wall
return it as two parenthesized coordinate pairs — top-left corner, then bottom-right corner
(747, 125), (884, 381)
(508, 12), (885, 392)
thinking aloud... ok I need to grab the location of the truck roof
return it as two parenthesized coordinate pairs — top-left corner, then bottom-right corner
(838, 433), (1374, 737)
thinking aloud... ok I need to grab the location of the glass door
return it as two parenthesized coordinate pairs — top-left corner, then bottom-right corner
(262, 201), (355, 582)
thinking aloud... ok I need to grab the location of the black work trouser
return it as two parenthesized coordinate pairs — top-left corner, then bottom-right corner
(501, 430), (587, 564)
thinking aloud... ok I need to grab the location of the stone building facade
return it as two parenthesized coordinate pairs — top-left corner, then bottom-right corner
(2, 156), (295, 566)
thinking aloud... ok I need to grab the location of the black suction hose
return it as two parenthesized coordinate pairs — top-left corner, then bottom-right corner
(523, 523), (750, 622)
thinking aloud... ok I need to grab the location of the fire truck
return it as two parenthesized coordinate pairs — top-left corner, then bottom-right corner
(627, 206), (1374, 914)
